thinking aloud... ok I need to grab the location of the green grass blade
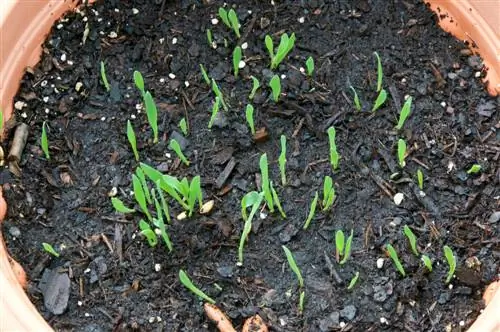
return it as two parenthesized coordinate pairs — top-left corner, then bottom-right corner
(421, 255), (433, 272)
(208, 97), (221, 129)
(259, 153), (274, 212)
(136, 167), (152, 204)
(265, 35), (274, 64)
(126, 120), (139, 161)
(111, 197), (135, 213)
(179, 269), (216, 304)
(249, 76), (260, 100)
(218, 7), (230, 28)
(372, 89), (387, 112)
(340, 230), (354, 265)
(349, 86), (361, 111)
(327, 127), (339, 170)
(233, 46), (242, 77)
(443, 245), (456, 284)
(100, 61), (111, 92)
(374, 52), (383, 92)
(269, 75), (281, 102)
(386, 244), (406, 277)
(305, 56), (314, 76)
(169, 139), (190, 166)
(42, 243), (60, 257)
(279, 135), (287, 186)
(245, 104), (255, 135)
(403, 225), (419, 256)
(417, 169), (424, 190)
(396, 96), (412, 130)
(397, 138), (407, 168)
(347, 271), (360, 290)
(282, 245), (304, 288)
(270, 182), (286, 218)
(335, 230), (345, 260)
(133, 174), (152, 221)
(133, 70), (145, 95)
(238, 192), (263, 265)
(144, 91), (159, 143)
(227, 9), (240, 38)
(303, 192), (318, 229)
(41, 121), (50, 160)
(200, 64), (211, 86)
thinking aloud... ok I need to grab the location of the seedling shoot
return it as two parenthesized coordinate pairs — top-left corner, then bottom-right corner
(396, 96), (412, 130)
(245, 104), (255, 135)
(179, 269), (216, 304)
(269, 75), (281, 102)
(169, 139), (190, 166)
(327, 126), (339, 170)
(386, 244), (406, 277)
(41, 121), (50, 160)
(278, 135), (287, 186)
(126, 120), (139, 161)
(100, 61), (111, 92)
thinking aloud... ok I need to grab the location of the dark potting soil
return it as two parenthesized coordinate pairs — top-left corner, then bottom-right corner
(2, 0), (499, 331)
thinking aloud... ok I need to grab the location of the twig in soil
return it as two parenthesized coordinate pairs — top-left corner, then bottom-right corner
(239, 15), (257, 45)
(101, 233), (114, 254)
(410, 157), (430, 170)
(180, 90), (195, 111)
(216, 157), (236, 189)
(429, 62), (446, 89)
(114, 224), (123, 264)
(292, 118), (305, 138)
(323, 251), (342, 285)
(7, 123), (29, 176)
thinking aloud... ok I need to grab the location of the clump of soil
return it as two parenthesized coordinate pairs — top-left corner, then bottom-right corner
(2, 0), (498, 331)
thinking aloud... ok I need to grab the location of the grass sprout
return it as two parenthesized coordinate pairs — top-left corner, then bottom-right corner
(249, 76), (260, 100)
(305, 56), (314, 76)
(218, 7), (231, 27)
(397, 138), (407, 168)
(133, 70), (145, 96)
(466, 164), (481, 174)
(200, 64), (211, 86)
(127, 120), (139, 161)
(417, 169), (424, 190)
(303, 192), (318, 230)
(144, 91), (159, 143)
(372, 89), (387, 112)
(138, 219), (158, 247)
(100, 61), (111, 92)
(282, 245), (305, 312)
(169, 139), (190, 166)
(179, 117), (188, 136)
(269, 75), (281, 102)
(41, 121), (50, 160)
(111, 197), (135, 214)
(443, 245), (456, 284)
(206, 29), (213, 48)
(279, 135), (287, 186)
(270, 182), (286, 218)
(259, 153), (274, 212)
(347, 272), (360, 290)
(239, 191), (264, 265)
(245, 104), (255, 135)
(42, 243), (60, 257)
(151, 189), (173, 251)
(327, 126), (339, 170)
(136, 168), (152, 204)
(179, 269), (216, 304)
(233, 46), (242, 77)
(211, 79), (228, 111)
(227, 9), (241, 38)
(133, 174), (152, 221)
(208, 97), (221, 129)
(265, 33), (296, 69)
(322, 176), (335, 211)
(386, 244), (406, 277)
(336, 230), (353, 265)
(396, 96), (412, 130)
(374, 51), (383, 92)
(421, 255), (433, 272)
(349, 86), (361, 111)
(299, 291), (305, 313)
(403, 225), (419, 256)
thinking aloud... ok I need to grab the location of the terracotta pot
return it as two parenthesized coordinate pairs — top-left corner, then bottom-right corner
(0, 1), (498, 331)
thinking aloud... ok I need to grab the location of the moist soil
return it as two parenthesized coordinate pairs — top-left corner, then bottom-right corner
(2, 0), (499, 331)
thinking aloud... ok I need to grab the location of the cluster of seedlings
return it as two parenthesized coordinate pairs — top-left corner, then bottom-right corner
(37, 3), (481, 318)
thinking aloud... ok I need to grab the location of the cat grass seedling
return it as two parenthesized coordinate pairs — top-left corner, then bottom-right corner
(179, 269), (216, 304)
(335, 230), (353, 265)
(279, 135), (287, 186)
(169, 139), (190, 166)
(136, 168), (152, 204)
(322, 176), (335, 211)
(421, 255), (433, 272)
(138, 219), (158, 247)
(100, 61), (111, 92)
(218, 7), (231, 28)
(347, 271), (360, 290)
(270, 182), (286, 218)
(211, 79), (228, 111)
(303, 192), (318, 230)
(42, 242), (60, 257)
(151, 188), (173, 251)
(396, 96), (412, 130)
(218, 8), (240, 38)
(372, 89), (387, 112)
(282, 245), (305, 313)
(239, 191), (264, 265)
(265, 33), (296, 69)
(259, 153), (274, 212)
(417, 169), (424, 190)
(466, 164), (481, 174)
(349, 86), (362, 111)
(127, 120), (139, 161)
(179, 117), (188, 136)
(41, 121), (50, 160)
(245, 104), (255, 135)
(133, 70), (145, 96)
(144, 91), (159, 143)
(374, 51), (383, 92)
(111, 197), (135, 214)
(206, 29), (214, 48)
(269, 75), (281, 102)
(443, 245), (456, 284)
(403, 225), (419, 256)
(397, 138), (407, 168)
(305, 56), (314, 76)
(208, 97), (221, 129)
(233, 46), (242, 77)
(249, 76), (260, 100)
(200, 64), (211, 86)
(327, 126), (339, 170)
(133, 174), (152, 221)
(386, 244), (406, 277)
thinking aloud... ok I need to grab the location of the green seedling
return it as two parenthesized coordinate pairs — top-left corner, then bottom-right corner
(327, 126), (339, 170)
(140, 163), (189, 210)
(443, 245), (456, 284)
(138, 219), (158, 247)
(299, 291), (305, 314)
(111, 197), (135, 214)
(270, 182), (286, 218)
(100, 61), (111, 92)
(335, 230), (353, 265)
(155, 180), (171, 224)
(278, 135), (287, 186)
(179, 117), (188, 136)
(396, 96), (412, 130)
(349, 86), (362, 111)
(211, 79), (228, 111)
(397, 138), (407, 168)
(282, 245), (305, 311)
(200, 64), (211, 86)
(249, 76), (260, 100)
(372, 89), (387, 112)
(227, 9), (241, 38)
(403, 225), (419, 256)
(41, 121), (50, 160)
(179, 269), (216, 304)
(133, 70), (145, 96)
(218, 7), (231, 27)
(374, 51), (383, 92)
(305, 56), (314, 76)
(417, 169), (424, 190)
(466, 164), (481, 174)
(136, 168), (152, 204)
(265, 33), (296, 69)
(245, 104), (255, 135)
(133, 174), (152, 221)
(206, 29), (213, 47)
(259, 153), (274, 212)
(239, 191), (264, 265)
(322, 176), (335, 211)
(208, 97), (221, 129)
(303, 192), (318, 230)
(42, 243), (60, 257)
(269, 75), (281, 102)
(233, 46), (242, 77)
(421, 255), (433, 272)
(169, 139), (190, 166)
(347, 271), (360, 290)
(127, 120), (139, 161)
(151, 188), (173, 251)
(186, 176), (202, 217)
(144, 91), (159, 143)
(386, 244), (406, 277)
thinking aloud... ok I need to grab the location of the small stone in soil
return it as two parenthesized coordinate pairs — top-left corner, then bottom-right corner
(9, 226), (21, 238)
(39, 269), (71, 315)
(340, 305), (357, 321)
(488, 211), (500, 223)
(318, 312), (340, 332)
(211, 112), (228, 128)
(216, 265), (234, 278)
(279, 223), (299, 243)
(438, 292), (450, 304)
(89, 256), (107, 284)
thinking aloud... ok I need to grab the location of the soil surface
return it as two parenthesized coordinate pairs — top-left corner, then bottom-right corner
(2, 0), (499, 331)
